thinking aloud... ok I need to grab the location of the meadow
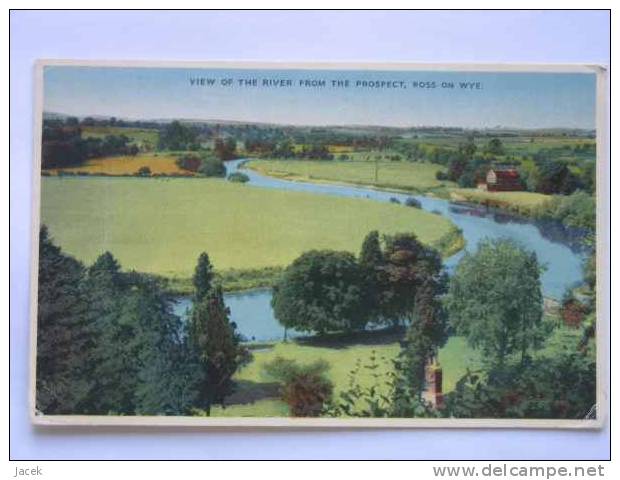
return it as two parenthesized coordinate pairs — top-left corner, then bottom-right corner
(211, 323), (578, 417)
(45, 154), (188, 176)
(247, 159), (454, 193)
(211, 334), (477, 417)
(41, 176), (456, 280)
(450, 188), (551, 215)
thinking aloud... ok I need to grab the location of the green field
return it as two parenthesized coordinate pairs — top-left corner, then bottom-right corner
(81, 125), (159, 147)
(41, 176), (457, 279)
(208, 334), (482, 417)
(211, 324), (577, 417)
(247, 159), (454, 193)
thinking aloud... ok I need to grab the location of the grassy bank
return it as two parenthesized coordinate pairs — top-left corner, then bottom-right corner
(165, 266), (285, 295)
(41, 176), (458, 279)
(208, 333), (482, 417)
(246, 159), (455, 194)
(210, 323), (576, 417)
(450, 188), (596, 236)
(449, 188), (551, 216)
(165, 227), (465, 294)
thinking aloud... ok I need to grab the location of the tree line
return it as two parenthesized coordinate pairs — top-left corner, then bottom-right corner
(419, 137), (595, 195)
(37, 227), (246, 416)
(41, 124), (138, 169)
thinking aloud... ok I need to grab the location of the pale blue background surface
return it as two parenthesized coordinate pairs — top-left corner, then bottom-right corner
(9, 10), (610, 460)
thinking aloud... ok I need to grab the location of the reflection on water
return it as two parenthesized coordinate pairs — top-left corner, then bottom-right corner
(172, 159), (590, 342)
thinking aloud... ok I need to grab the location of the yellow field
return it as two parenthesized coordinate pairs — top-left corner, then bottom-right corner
(327, 145), (357, 153)
(451, 188), (551, 210)
(45, 154), (189, 176)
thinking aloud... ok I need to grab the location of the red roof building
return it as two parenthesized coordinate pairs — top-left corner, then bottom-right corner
(485, 167), (524, 192)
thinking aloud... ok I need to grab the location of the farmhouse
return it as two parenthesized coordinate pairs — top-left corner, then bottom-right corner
(479, 166), (524, 192)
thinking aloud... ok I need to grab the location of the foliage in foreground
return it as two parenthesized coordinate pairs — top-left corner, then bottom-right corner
(188, 253), (250, 414)
(445, 239), (545, 367)
(444, 343), (596, 419)
(325, 352), (438, 418)
(36, 226), (201, 415)
(264, 357), (333, 417)
(36, 229), (248, 416)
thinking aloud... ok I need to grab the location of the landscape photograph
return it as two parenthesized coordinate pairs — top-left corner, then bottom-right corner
(33, 63), (600, 425)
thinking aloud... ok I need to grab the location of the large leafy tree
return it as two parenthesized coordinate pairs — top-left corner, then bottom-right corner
(272, 250), (371, 334)
(485, 138), (504, 155)
(445, 239), (545, 367)
(158, 120), (198, 150)
(536, 159), (581, 195)
(379, 233), (444, 326)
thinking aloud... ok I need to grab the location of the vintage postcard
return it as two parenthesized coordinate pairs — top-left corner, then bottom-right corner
(30, 61), (607, 428)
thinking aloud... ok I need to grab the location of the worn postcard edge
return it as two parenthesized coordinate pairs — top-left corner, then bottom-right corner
(28, 60), (609, 429)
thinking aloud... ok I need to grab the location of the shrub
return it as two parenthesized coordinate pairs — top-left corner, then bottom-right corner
(136, 166), (151, 176)
(227, 172), (250, 183)
(199, 157), (226, 177)
(560, 294), (588, 328)
(389, 197), (401, 204)
(445, 347), (596, 419)
(176, 154), (202, 172)
(435, 171), (448, 181)
(404, 197), (422, 209)
(264, 357), (333, 417)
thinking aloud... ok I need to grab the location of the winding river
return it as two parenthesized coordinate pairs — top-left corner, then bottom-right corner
(174, 159), (587, 343)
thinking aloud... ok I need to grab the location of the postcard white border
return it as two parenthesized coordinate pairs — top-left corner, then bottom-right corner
(29, 60), (609, 429)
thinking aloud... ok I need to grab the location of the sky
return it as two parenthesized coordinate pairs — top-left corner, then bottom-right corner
(43, 66), (597, 129)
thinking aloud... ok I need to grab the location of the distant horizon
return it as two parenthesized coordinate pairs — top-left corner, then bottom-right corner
(43, 66), (597, 130)
(43, 110), (596, 133)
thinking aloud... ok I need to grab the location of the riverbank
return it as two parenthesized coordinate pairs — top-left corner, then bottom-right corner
(163, 226), (464, 295)
(246, 159), (454, 197)
(450, 188), (551, 216)
(245, 160), (594, 238)
(42, 176), (458, 281)
(165, 266), (285, 295)
(450, 188), (595, 240)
